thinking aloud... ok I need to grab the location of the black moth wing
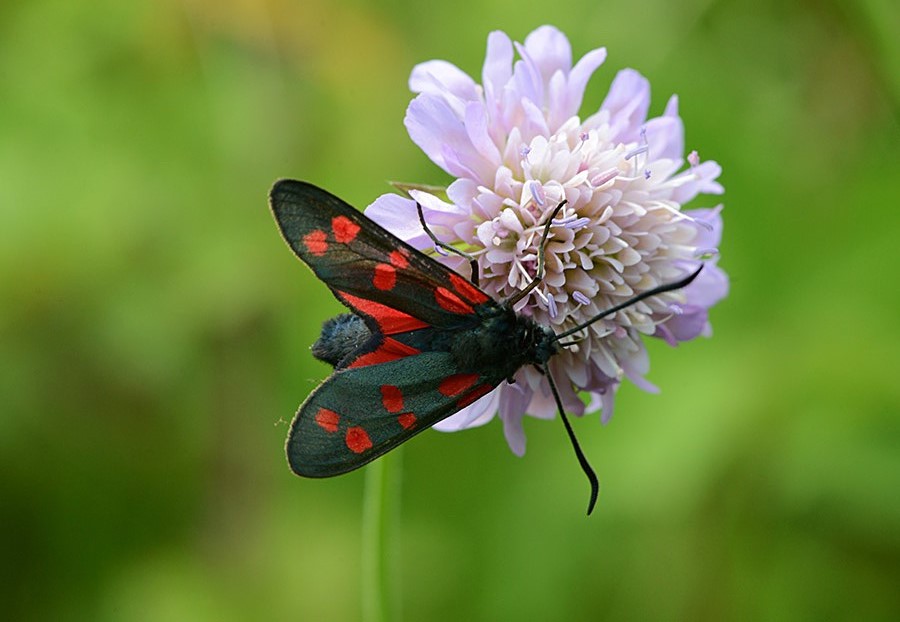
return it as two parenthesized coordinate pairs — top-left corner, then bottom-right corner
(289, 351), (501, 476)
(269, 179), (494, 332)
(270, 179), (505, 477)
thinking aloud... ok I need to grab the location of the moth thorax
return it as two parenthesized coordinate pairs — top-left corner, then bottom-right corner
(449, 308), (557, 378)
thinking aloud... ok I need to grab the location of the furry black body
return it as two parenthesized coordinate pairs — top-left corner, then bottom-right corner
(314, 306), (559, 383)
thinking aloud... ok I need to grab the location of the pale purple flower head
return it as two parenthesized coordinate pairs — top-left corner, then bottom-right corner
(366, 26), (727, 455)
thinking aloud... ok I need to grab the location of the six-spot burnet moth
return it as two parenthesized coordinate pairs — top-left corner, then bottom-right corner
(269, 179), (702, 514)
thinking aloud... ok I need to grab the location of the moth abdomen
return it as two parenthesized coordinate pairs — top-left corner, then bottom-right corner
(311, 313), (371, 367)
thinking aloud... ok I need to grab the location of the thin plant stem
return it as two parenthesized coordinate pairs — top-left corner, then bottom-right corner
(361, 448), (402, 622)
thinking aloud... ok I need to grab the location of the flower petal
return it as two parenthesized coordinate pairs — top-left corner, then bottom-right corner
(404, 94), (465, 175)
(600, 386), (617, 425)
(500, 409), (527, 456)
(465, 101), (502, 166)
(493, 378), (537, 455)
(600, 69), (651, 143)
(482, 30), (513, 108)
(644, 95), (684, 161)
(619, 342), (660, 393)
(364, 193), (429, 248)
(511, 50), (543, 111)
(686, 205), (724, 249)
(524, 26), (572, 79)
(683, 262), (729, 309)
(434, 388), (499, 431)
(661, 306), (709, 342)
(405, 95), (495, 181)
(410, 60), (479, 101)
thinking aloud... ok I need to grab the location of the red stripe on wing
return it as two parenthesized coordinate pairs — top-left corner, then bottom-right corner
(337, 291), (429, 335)
(449, 273), (489, 305)
(435, 287), (474, 314)
(346, 337), (420, 368)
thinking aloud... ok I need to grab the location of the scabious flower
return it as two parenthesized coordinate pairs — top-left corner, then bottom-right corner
(365, 26), (727, 455)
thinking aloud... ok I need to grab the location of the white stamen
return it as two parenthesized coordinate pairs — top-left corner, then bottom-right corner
(534, 289), (557, 318)
(695, 219), (715, 231)
(625, 145), (648, 160)
(565, 217), (592, 230)
(688, 150), (700, 167)
(648, 201), (714, 231)
(692, 204), (724, 232)
(626, 127), (651, 176)
(572, 291), (591, 305)
(590, 168), (619, 187)
(520, 145), (531, 160)
(529, 180), (546, 206)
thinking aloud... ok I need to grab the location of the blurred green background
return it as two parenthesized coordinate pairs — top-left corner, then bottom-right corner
(2, 0), (899, 620)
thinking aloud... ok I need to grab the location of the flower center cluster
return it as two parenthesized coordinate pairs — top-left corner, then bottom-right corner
(471, 117), (699, 370)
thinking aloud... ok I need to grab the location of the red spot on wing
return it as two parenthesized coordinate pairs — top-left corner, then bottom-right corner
(439, 374), (479, 397)
(347, 338), (420, 368)
(332, 216), (361, 243)
(373, 263), (396, 291)
(389, 250), (409, 269)
(314, 408), (339, 433)
(303, 230), (328, 256)
(345, 426), (372, 453)
(398, 413), (416, 429)
(337, 292), (429, 335)
(450, 273), (489, 304)
(435, 287), (474, 315)
(381, 386), (404, 413)
(458, 384), (494, 408)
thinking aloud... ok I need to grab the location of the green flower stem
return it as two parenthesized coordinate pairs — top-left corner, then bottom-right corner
(361, 448), (402, 622)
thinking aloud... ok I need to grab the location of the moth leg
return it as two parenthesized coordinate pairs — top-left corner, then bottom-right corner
(556, 335), (585, 350)
(416, 202), (481, 287)
(504, 200), (568, 306)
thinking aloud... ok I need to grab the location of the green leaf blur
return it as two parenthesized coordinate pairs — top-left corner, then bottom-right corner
(1, 0), (898, 620)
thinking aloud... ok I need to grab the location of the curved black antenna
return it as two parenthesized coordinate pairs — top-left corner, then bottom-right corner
(541, 364), (599, 515)
(504, 200), (568, 307)
(416, 202), (481, 287)
(554, 265), (704, 341)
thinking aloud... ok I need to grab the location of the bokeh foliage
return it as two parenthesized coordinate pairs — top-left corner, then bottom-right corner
(1, 0), (898, 620)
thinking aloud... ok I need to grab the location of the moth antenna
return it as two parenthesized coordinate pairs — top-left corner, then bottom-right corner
(416, 202), (481, 287)
(542, 365), (599, 515)
(505, 200), (568, 306)
(554, 265), (704, 341)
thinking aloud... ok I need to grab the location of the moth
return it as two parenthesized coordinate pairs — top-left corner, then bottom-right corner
(270, 179), (701, 513)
